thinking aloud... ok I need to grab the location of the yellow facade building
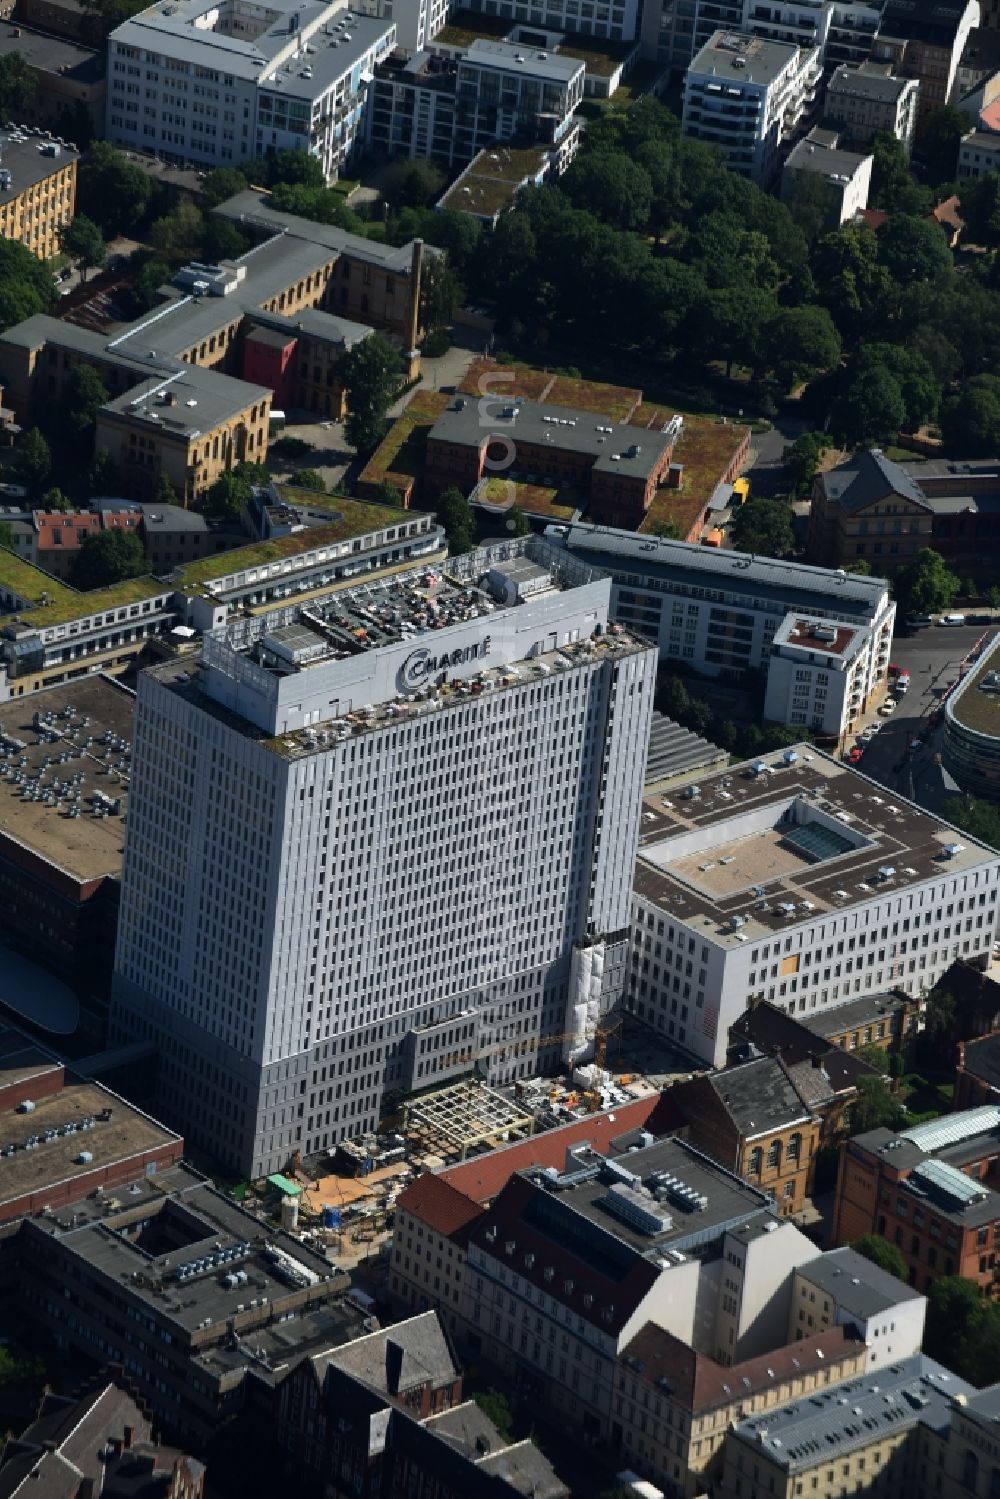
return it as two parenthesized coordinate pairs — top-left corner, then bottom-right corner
(0, 130), (78, 261)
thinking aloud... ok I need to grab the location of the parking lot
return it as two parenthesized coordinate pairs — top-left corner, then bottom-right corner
(852, 622), (997, 816)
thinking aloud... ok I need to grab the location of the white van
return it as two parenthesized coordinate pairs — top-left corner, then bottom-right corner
(937, 614), (967, 626)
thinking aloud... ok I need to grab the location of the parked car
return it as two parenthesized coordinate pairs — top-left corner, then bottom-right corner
(905, 615), (932, 629)
(937, 613), (967, 626)
(848, 746), (865, 763)
(879, 700), (897, 716)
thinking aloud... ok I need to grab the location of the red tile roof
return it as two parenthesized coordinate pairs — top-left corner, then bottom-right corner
(437, 1095), (663, 1204)
(395, 1172), (485, 1241)
(33, 510), (142, 553)
(621, 1322), (865, 1413)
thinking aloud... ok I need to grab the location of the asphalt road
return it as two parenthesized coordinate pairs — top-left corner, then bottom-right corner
(744, 417), (806, 496)
(852, 623), (997, 816)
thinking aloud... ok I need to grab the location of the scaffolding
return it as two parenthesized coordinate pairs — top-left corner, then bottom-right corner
(402, 1080), (535, 1161)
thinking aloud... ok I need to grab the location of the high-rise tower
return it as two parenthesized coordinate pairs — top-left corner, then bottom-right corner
(111, 538), (656, 1175)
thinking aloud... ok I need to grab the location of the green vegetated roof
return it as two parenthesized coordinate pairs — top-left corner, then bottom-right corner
(0, 546), (168, 630)
(175, 496), (411, 591)
(557, 33), (636, 75)
(360, 389), (451, 488)
(477, 478), (582, 519)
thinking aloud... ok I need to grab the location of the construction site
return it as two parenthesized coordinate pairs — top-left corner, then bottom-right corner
(232, 1014), (699, 1277)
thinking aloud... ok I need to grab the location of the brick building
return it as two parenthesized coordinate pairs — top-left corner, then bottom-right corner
(612, 1323), (867, 1498)
(955, 1034), (1000, 1109)
(660, 1055), (821, 1215)
(0, 1382), (205, 1499)
(425, 395), (678, 529)
(832, 1105), (1000, 1293)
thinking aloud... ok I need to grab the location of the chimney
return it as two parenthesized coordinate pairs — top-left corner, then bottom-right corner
(78, 1481), (96, 1499)
(408, 238), (424, 355)
(123, 1425), (134, 1450)
(385, 1339), (405, 1395)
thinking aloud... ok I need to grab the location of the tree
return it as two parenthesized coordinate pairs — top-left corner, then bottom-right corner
(560, 152), (654, 231)
(203, 216), (247, 263)
(473, 1389), (514, 1441)
(852, 1234), (908, 1280)
(59, 364), (108, 441)
(59, 215), (106, 281)
(0, 54), (37, 118)
(844, 559), (871, 575)
(784, 431), (831, 498)
(124, 255), (170, 318)
(200, 167), (249, 208)
(924, 1277), (988, 1381)
(856, 1042), (890, 1072)
(373, 478), (403, 506)
(340, 335), (404, 456)
(40, 486), (71, 512)
(850, 1073), (905, 1133)
(264, 149), (326, 189)
(940, 374), (1000, 456)
(420, 255), (458, 334)
(77, 143), (154, 236)
(758, 306), (841, 389)
(381, 159), (447, 212)
(893, 547), (959, 618)
(0, 238), (54, 332)
(957, 173), (1000, 249)
(920, 106), (969, 185)
(69, 528), (147, 589)
(149, 202), (205, 264)
(876, 214), (953, 285)
(17, 428), (52, 495)
(436, 486), (474, 555)
(88, 448), (120, 498)
(204, 470), (251, 522)
(507, 506), (531, 537)
(289, 468), (326, 491)
(730, 497), (795, 558)
(831, 366), (907, 449)
(943, 794), (1000, 850)
(650, 517), (682, 539)
(0, 520), (13, 552)
(149, 471), (178, 505)
(869, 132), (933, 216)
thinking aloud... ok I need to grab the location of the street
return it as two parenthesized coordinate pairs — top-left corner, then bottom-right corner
(743, 416), (806, 496)
(851, 624), (996, 817)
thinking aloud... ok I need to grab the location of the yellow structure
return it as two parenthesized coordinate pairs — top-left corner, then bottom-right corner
(0, 131), (78, 260)
(94, 370), (271, 507)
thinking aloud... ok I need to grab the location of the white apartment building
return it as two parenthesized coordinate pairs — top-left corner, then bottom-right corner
(368, 37), (584, 166)
(824, 59), (920, 154)
(789, 1246), (926, 1370)
(110, 538), (656, 1178)
(106, 0), (396, 178)
(682, 29), (821, 184)
(741, 0), (832, 57)
(547, 524), (895, 742)
(627, 748), (1000, 1067)
(462, 0), (640, 43)
(958, 127), (1000, 176)
(763, 614), (882, 738)
(354, 0), (450, 53)
(781, 127), (873, 226)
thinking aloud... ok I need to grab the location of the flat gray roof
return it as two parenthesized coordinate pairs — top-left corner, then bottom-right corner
(690, 30), (800, 87)
(731, 1356), (971, 1471)
(462, 37), (583, 82)
(214, 190), (419, 274)
(100, 365), (270, 438)
(827, 60), (914, 101)
(797, 1246), (924, 1318)
(430, 397), (671, 481)
(785, 138), (872, 178)
(553, 522), (890, 618)
(0, 132), (80, 208)
(0, 21), (104, 86)
(633, 748), (998, 948)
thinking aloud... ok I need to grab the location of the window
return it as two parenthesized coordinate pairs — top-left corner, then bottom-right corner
(749, 1147), (763, 1176)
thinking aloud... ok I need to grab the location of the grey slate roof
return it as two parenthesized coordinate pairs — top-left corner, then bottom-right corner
(214, 190), (420, 273)
(817, 449), (932, 516)
(960, 1033), (1000, 1093)
(430, 396), (672, 481)
(329, 1311), (459, 1395)
(731, 1355), (971, 1471)
(690, 29), (800, 87)
(785, 137), (872, 179)
(796, 1246), (925, 1319)
(710, 1054), (813, 1137)
(826, 60), (914, 103)
(552, 522), (891, 618)
(463, 37), (583, 83)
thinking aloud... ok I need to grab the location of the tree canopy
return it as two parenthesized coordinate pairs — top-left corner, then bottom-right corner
(435, 487), (474, 555)
(59, 215), (106, 279)
(77, 143), (154, 236)
(730, 497), (795, 558)
(69, 529), (147, 590)
(340, 335), (405, 456)
(59, 364), (109, 443)
(892, 548), (959, 618)
(851, 1234), (908, 1280)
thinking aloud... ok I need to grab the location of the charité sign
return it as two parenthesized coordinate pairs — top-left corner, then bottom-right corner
(399, 635), (492, 690)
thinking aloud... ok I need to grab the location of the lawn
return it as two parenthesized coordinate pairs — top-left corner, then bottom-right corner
(359, 388), (451, 490)
(898, 1070), (953, 1120)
